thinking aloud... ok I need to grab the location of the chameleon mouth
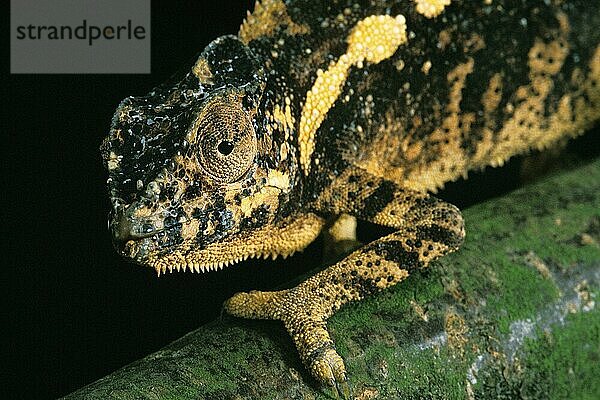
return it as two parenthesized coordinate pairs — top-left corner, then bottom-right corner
(109, 207), (168, 243)
(110, 207), (195, 263)
(113, 219), (298, 276)
(144, 244), (295, 276)
(115, 211), (322, 277)
(111, 218), (184, 265)
(111, 218), (159, 242)
(138, 227), (301, 276)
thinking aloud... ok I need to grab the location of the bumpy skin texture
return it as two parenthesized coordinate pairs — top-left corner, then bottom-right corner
(101, 0), (600, 396)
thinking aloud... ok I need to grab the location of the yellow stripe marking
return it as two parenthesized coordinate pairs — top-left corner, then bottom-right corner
(299, 14), (408, 174)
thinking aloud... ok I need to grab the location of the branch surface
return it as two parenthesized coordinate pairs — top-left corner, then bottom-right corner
(65, 159), (600, 400)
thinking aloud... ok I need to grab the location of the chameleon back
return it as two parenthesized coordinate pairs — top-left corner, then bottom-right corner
(241, 0), (600, 193)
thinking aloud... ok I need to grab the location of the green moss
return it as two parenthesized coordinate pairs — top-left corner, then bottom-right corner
(373, 346), (468, 399)
(519, 303), (600, 399)
(475, 293), (600, 399)
(486, 258), (559, 333)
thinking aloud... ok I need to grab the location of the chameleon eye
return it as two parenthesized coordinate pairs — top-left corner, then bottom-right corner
(197, 100), (257, 183)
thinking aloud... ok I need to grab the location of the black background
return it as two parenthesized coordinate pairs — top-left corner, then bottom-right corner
(6, 2), (599, 399)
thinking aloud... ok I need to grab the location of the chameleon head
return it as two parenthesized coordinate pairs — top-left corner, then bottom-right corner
(101, 35), (297, 273)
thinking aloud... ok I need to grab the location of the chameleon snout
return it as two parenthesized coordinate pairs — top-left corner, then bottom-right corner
(109, 205), (165, 260)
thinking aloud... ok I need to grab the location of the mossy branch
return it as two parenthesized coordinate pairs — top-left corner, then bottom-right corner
(65, 160), (600, 400)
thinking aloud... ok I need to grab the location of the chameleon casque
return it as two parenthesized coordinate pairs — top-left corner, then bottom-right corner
(101, 0), (600, 396)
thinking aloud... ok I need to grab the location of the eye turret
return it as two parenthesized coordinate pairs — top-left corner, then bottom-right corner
(196, 100), (257, 183)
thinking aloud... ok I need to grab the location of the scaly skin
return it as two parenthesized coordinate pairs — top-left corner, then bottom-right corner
(101, 0), (600, 397)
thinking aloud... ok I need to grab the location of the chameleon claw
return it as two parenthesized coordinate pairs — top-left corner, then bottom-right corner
(308, 346), (351, 399)
(328, 373), (351, 400)
(336, 377), (351, 400)
(324, 370), (351, 400)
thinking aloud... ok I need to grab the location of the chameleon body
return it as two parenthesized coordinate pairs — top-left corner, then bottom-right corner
(101, 0), (600, 396)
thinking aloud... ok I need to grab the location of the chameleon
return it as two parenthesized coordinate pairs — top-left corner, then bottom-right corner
(101, 0), (600, 397)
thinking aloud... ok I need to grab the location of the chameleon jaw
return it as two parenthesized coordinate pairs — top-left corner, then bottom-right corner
(144, 213), (326, 276)
(147, 248), (298, 276)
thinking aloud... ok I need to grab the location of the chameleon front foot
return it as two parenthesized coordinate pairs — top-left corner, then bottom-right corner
(224, 288), (352, 398)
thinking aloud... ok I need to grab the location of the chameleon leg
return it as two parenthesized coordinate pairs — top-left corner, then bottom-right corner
(323, 213), (359, 261)
(225, 168), (465, 397)
(326, 214), (357, 243)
